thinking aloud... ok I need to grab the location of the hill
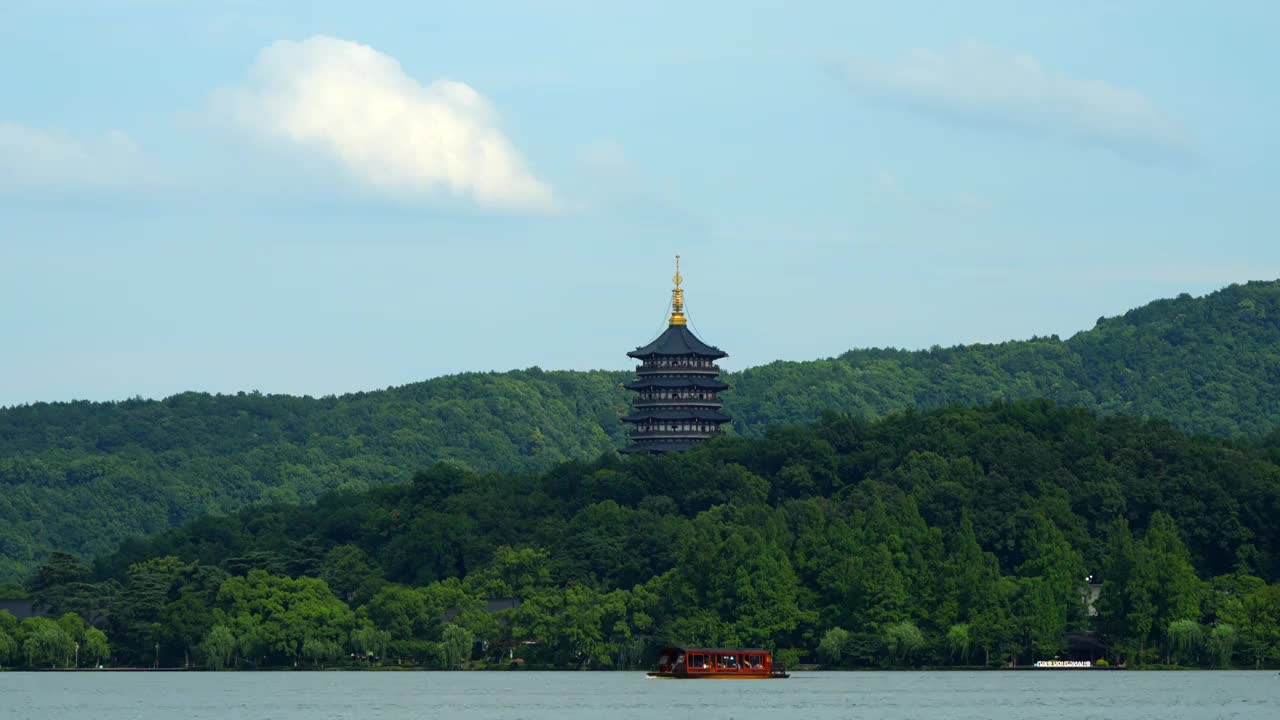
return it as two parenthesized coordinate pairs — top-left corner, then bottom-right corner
(2, 280), (1280, 582)
(23, 401), (1280, 670)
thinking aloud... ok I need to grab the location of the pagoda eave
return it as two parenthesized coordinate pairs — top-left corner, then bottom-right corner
(624, 378), (730, 391)
(621, 410), (731, 423)
(627, 324), (728, 359)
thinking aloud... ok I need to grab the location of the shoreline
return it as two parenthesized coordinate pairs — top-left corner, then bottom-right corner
(12, 666), (1276, 673)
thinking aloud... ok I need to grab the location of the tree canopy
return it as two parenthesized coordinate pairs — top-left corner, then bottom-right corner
(15, 400), (1280, 670)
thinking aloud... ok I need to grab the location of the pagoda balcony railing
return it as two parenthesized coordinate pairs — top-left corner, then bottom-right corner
(639, 358), (719, 369)
(635, 365), (721, 377)
(631, 399), (724, 408)
(629, 428), (723, 438)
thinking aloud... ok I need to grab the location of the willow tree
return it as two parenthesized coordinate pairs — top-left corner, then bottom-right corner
(441, 624), (473, 670)
(84, 626), (110, 668)
(1165, 619), (1203, 665)
(883, 621), (925, 665)
(946, 624), (972, 664)
(200, 625), (236, 670)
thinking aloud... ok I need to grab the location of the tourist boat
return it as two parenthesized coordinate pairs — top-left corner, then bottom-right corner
(647, 647), (789, 679)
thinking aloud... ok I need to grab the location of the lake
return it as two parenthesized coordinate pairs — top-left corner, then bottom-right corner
(1, 671), (1276, 719)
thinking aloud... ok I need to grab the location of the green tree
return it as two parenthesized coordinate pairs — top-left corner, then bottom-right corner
(466, 546), (552, 598)
(200, 625), (237, 670)
(1138, 513), (1203, 662)
(302, 637), (343, 667)
(1231, 584), (1280, 668)
(1166, 619), (1203, 666)
(511, 583), (630, 668)
(31, 552), (89, 598)
(1207, 624), (1236, 668)
(215, 570), (354, 667)
(1017, 578), (1068, 660)
(0, 630), (17, 668)
(114, 556), (190, 666)
(363, 584), (432, 648)
(842, 543), (909, 633)
(937, 517), (1003, 635)
(1098, 519), (1138, 661)
(163, 592), (213, 669)
(1015, 514), (1087, 657)
(817, 627), (849, 665)
(83, 626), (110, 667)
(441, 624), (473, 670)
(21, 617), (75, 668)
(350, 623), (391, 662)
(1125, 559), (1159, 663)
(320, 545), (386, 606)
(946, 623), (972, 664)
(883, 620), (925, 665)
(970, 577), (1019, 667)
(56, 612), (87, 650)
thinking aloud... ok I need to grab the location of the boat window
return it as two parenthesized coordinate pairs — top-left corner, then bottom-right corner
(718, 654), (738, 669)
(688, 653), (707, 668)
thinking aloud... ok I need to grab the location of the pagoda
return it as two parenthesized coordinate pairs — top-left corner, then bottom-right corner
(621, 256), (731, 453)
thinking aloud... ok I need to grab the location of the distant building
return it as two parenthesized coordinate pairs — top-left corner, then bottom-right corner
(483, 598), (521, 613)
(1085, 582), (1102, 617)
(441, 597), (521, 622)
(622, 256), (731, 453)
(0, 598), (36, 620)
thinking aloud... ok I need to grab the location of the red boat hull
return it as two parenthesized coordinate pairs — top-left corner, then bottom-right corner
(647, 670), (790, 679)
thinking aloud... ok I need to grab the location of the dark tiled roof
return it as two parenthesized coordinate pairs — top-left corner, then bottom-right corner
(0, 599), (36, 619)
(623, 377), (729, 391)
(627, 325), (728, 359)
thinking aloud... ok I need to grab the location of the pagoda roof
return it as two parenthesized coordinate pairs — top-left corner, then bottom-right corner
(627, 324), (728, 359)
(624, 377), (730, 391)
(621, 409), (732, 423)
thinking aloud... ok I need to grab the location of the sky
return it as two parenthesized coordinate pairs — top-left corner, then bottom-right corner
(3, 1), (1279, 406)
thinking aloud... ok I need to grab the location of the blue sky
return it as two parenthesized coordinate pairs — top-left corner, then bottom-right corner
(2, 1), (1278, 406)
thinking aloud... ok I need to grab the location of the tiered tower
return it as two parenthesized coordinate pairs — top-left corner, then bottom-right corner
(621, 257), (731, 453)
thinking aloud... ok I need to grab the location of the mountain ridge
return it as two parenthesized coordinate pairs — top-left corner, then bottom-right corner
(2, 279), (1279, 582)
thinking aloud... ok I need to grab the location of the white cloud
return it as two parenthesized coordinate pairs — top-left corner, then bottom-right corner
(211, 35), (555, 211)
(835, 44), (1194, 160)
(0, 124), (150, 192)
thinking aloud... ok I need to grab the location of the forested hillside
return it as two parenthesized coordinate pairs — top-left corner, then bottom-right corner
(732, 280), (1280, 436)
(3, 280), (1280, 582)
(14, 401), (1280, 670)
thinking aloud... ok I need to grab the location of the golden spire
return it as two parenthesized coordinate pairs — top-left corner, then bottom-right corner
(669, 254), (687, 326)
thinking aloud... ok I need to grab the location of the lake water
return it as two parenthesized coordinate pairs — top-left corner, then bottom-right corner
(1, 671), (1276, 720)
